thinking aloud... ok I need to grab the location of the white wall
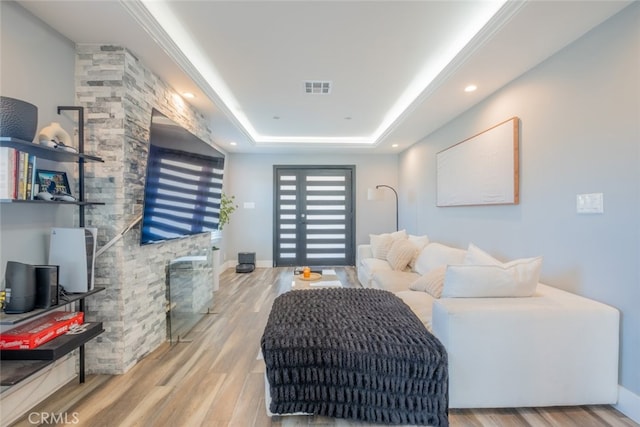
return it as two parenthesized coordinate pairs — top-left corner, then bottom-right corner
(399, 3), (639, 400)
(0, 2), (79, 422)
(224, 153), (398, 265)
(0, 1), (78, 277)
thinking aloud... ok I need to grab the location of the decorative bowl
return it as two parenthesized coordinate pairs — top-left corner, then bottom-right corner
(0, 96), (38, 142)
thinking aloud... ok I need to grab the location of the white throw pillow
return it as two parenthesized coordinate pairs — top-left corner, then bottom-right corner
(442, 257), (543, 298)
(408, 234), (429, 249)
(390, 229), (408, 240)
(464, 243), (502, 265)
(369, 230), (408, 260)
(409, 265), (446, 298)
(370, 234), (394, 259)
(414, 242), (467, 276)
(408, 234), (429, 269)
(386, 238), (417, 271)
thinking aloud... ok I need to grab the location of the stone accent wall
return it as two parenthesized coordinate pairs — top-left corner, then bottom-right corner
(75, 44), (215, 374)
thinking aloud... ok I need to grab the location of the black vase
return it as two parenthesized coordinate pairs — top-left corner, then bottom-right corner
(0, 96), (38, 142)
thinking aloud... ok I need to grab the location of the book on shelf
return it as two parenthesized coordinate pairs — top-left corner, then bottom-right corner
(0, 147), (17, 200)
(0, 148), (38, 200)
(26, 154), (36, 199)
(17, 151), (27, 199)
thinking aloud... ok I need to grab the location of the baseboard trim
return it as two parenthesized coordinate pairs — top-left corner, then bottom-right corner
(615, 385), (640, 423)
(222, 259), (272, 270)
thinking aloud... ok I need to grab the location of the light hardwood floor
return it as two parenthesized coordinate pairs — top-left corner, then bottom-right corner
(11, 267), (638, 427)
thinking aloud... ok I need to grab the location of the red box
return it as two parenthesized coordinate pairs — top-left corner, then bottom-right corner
(0, 311), (84, 350)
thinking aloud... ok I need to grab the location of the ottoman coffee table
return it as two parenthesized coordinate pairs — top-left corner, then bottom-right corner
(261, 287), (449, 425)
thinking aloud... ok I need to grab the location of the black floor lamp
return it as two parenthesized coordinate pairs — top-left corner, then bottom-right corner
(375, 184), (398, 231)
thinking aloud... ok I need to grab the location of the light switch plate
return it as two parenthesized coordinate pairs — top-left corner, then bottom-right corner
(243, 202), (255, 209)
(577, 193), (604, 214)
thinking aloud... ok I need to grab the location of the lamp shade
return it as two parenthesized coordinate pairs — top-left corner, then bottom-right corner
(367, 188), (381, 201)
(371, 184), (399, 231)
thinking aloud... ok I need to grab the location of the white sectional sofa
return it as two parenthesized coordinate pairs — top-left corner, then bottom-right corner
(357, 233), (620, 409)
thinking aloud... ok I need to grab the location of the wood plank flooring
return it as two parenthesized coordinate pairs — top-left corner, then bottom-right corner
(10, 267), (638, 427)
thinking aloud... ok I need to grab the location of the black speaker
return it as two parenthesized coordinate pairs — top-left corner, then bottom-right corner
(4, 261), (36, 314)
(34, 265), (59, 309)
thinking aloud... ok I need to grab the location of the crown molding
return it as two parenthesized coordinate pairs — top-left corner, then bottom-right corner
(119, 0), (256, 145)
(121, 0), (526, 148)
(373, 0), (528, 146)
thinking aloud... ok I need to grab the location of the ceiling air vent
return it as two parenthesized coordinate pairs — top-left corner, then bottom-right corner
(304, 80), (332, 94)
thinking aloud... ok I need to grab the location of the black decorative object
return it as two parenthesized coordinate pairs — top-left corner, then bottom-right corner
(0, 96), (38, 142)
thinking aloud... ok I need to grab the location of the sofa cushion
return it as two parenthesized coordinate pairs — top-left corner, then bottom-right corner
(357, 244), (374, 263)
(386, 238), (417, 271)
(414, 242), (467, 275)
(369, 230), (408, 259)
(359, 258), (393, 284)
(395, 290), (436, 331)
(371, 270), (419, 292)
(442, 257), (543, 298)
(409, 265), (446, 298)
(432, 283), (620, 408)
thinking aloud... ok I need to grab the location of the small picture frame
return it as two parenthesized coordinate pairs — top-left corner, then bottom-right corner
(35, 169), (71, 196)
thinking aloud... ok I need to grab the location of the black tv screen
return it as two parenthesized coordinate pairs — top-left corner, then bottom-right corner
(140, 109), (225, 245)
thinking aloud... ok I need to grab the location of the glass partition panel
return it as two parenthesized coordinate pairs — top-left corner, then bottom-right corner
(166, 252), (213, 344)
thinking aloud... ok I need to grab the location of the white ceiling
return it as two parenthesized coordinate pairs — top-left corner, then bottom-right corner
(18, 0), (631, 154)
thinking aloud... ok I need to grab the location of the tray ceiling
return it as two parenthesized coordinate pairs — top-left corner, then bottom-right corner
(18, 0), (631, 153)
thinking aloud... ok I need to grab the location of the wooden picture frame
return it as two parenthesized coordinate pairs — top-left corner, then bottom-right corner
(436, 117), (519, 207)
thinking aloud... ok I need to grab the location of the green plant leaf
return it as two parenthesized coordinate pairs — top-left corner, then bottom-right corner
(218, 192), (237, 230)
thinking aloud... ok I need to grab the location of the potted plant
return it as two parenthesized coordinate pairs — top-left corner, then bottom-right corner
(218, 192), (237, 231)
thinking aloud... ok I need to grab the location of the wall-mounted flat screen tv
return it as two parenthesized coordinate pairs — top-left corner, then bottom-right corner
(140, 109), (225, 245)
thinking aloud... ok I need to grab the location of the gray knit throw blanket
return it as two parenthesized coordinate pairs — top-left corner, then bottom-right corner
(261, 288), (448, 426)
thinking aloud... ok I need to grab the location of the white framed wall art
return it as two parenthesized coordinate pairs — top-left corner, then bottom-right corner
(436, 117), (519, 207)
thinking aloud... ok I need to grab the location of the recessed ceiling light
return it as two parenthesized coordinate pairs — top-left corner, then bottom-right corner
(182, 92), (195, 99)
(230, 141), (237, 146)
(392, 143), (399, 148)
(464, 85), (477, 93)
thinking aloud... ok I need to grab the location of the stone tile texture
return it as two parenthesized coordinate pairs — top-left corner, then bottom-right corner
(76, 44), (217, 374)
